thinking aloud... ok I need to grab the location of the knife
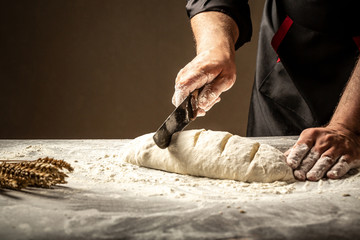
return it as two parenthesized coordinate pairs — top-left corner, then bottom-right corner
(153, 90), (199, 149)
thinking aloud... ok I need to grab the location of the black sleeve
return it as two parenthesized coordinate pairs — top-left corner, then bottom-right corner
(186, 0), (252, 49)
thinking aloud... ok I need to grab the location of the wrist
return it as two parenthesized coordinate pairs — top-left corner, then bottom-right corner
(327, 121), (360, 137)
(196, 44), (235, 62)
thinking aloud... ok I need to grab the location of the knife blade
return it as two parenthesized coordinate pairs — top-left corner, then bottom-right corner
(153, 90), (199, 149)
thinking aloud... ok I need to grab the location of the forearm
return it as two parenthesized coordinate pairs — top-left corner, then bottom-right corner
(190, 12), (239, 54)
(329, 57), (360, 135)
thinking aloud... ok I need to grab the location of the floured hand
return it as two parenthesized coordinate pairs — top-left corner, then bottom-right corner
(286, 125), (360, 181)
(172, 47), (236, 117)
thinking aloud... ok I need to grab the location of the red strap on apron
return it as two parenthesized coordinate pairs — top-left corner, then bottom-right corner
(271, 16), (359, 62)
(271, 16), (294, 62)
(353, 36), (360, 51)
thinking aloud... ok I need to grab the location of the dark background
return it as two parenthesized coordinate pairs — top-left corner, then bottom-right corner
(0, 0), (265, 139)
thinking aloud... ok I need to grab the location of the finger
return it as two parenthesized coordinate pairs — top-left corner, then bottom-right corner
(198, 75), (235, 110)
(172, 90), (184, 107)
(284, 149), (291, 158)
(173, 67), (219, 107)
(284, 150), (290, 158)
(327, 156), (360, 179)
(175, 65), (218, 89)
(198, 85), (218, 110)
(306, 151), (338, 181)
(286, 144), (310, 169)
(196, 109), (206, 117)
(172, 72), (206, 106)
(326, 156), (351, 179)
(293, 150), (320, 181)
(203, 96), (221, 112)
(195, 97), (220, 118)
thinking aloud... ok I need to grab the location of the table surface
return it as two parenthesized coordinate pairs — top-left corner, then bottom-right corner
(0, 137), (359, 240)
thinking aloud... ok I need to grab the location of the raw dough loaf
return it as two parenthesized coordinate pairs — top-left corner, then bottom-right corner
(122, 129), (295, 183)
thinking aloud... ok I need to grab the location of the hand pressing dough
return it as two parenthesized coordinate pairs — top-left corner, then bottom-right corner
(122, 129), (295, 183)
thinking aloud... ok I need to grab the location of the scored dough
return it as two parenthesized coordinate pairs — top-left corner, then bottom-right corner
(122, 129), (295, 183)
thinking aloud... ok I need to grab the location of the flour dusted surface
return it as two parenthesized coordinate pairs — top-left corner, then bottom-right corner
(122, 129), (295, 183)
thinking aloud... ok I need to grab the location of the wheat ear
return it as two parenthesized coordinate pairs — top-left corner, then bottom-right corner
(0, 157), (74, 189)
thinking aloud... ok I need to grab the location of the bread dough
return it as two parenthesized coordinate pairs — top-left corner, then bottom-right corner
(122, 129), (295, 183)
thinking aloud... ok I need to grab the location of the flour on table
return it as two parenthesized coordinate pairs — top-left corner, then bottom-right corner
(1, 139), (359, 202)
(122, 129), (295, 183)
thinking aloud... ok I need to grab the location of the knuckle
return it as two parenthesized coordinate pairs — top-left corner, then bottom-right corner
(320, 151), (336, 164)
(225, 77), (236, 89)
(311, 145), (325, 154)
(178, 67), (185, 75)
(297, 132), (316, 147)
(227, 74), (236, 85)
(301, 128), (317, 137)
(322, 156), (335, 165)
(322, 134), (336, 144)
(339, 155), (350, 162)
(175, 68), (187, 82)
(337, 161), (350, 170)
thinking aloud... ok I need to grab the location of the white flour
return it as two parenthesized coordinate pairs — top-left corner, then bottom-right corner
(1, 140), (359, 203)
(68, 152), (360, 204)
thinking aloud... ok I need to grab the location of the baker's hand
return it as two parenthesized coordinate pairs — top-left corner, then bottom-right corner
(286, 125), (360, 181)
(172, 46), (236, 117)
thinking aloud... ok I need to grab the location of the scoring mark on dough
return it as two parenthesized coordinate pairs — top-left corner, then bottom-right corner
(193, 130), (205, 146)
(249, 142), (260, 162)
(220, 133), (233, 153)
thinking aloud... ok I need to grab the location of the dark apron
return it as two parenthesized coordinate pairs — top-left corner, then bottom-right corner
(247, 0), (360, 137)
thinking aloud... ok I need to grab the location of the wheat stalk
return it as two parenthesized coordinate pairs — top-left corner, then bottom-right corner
(0, 157), (74, 189)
